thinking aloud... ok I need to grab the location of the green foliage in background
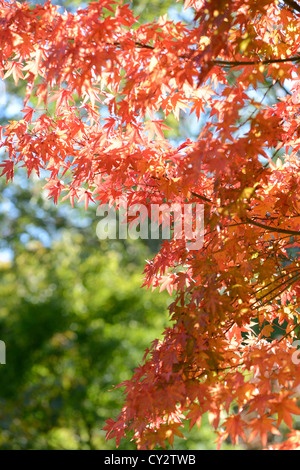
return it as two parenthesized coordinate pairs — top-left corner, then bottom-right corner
(0, 174), (224, 450)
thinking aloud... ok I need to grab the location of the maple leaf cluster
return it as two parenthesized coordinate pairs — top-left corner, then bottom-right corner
(2, 0), (300, 450)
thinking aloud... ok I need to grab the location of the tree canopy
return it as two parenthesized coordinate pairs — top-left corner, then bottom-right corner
(0, 173), (172, 449)
(1, 0), (300, 450)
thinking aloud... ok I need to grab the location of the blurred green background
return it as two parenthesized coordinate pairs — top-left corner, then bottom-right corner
(0, 171), (224, 450)
(0, 0), (236, 450)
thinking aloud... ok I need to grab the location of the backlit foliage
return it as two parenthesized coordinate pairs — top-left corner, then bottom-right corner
(1, 0), (300, 449)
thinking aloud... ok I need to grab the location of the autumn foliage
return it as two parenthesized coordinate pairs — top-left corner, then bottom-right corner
(2, 0), (300, 450)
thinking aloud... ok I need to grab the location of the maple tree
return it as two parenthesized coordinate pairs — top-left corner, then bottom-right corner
(2, 0), (300, 450)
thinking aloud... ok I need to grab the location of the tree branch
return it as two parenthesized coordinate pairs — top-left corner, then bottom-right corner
(245, 216), (300, 236)
(281, 0), (300, 14)
(212, 55), (300, 68)
(191, 191), (212, 203)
